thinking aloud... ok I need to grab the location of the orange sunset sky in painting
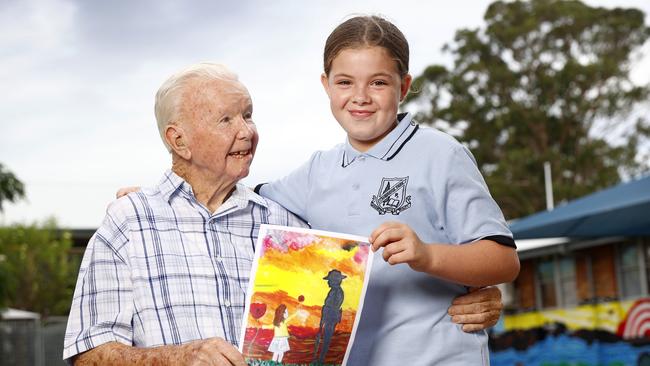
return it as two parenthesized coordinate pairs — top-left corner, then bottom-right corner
(246, 227), (371, 331)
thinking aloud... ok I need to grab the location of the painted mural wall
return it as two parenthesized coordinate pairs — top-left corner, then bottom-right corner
(490, 298), (650, 366)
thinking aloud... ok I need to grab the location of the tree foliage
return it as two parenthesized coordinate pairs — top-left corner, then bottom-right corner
(0, 219), (79, 317)
(405, 0), (650, 219)
(0, 163), (25, 212)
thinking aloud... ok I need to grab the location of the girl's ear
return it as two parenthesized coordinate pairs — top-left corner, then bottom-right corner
(320, 73), (331, 97)
(399, 74), (413, 102)
(165, 124), (191, 160)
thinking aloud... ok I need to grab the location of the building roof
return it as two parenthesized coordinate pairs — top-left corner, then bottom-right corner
(0, 308), (40, 320)
(509, 174), (650, 239)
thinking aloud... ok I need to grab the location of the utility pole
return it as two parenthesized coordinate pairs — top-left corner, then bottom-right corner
(544, 161), (554, 211)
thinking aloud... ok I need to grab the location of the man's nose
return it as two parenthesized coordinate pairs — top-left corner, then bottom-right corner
(235, 116), (255, 139)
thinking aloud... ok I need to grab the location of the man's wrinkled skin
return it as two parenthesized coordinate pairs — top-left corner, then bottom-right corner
(448, 286), (503, 332)
(74, 338), (246, 366)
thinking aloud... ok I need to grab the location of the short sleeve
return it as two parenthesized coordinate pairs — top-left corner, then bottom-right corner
(257, 152), (319, 221)
(264, 199), (310, 230)
(440, 145), (514, 246)
(63, 205), (135, 361)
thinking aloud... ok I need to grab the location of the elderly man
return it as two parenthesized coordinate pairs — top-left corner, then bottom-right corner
(64, 63), (504, 365)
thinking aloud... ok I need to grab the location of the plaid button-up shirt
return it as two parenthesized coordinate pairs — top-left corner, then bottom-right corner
(63, 170), (306, 361)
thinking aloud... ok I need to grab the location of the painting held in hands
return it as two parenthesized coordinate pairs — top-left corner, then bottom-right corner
(239, 225), (373, 366)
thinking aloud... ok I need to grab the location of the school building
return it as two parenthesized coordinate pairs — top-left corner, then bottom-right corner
(489, 175), (650, 366)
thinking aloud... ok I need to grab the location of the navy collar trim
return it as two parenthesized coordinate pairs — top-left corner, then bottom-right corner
(341, 113), (418, 167)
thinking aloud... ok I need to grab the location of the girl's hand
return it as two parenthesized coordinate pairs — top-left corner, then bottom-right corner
(369, 221), (431, 272)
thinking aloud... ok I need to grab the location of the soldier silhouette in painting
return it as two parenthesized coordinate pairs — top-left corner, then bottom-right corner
(314, 269), (346, 364)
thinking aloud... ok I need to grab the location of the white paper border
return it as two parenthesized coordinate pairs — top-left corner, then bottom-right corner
(238, 224), (374, 366)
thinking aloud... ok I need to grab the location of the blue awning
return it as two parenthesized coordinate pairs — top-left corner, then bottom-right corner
(509, 174), (650, 239)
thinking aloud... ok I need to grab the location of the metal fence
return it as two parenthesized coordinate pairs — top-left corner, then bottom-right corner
(0, 317), (67, 366)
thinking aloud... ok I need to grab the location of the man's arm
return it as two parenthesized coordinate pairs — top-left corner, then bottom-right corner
(74, 338), (246, 366)
(448, 286), (503, 332)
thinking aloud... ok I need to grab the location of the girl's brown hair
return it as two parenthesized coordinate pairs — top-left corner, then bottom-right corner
(323, 15), (410, 77)
(273, 304), (287, 327)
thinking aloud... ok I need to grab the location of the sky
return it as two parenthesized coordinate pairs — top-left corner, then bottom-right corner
(2, 0), (650, 228)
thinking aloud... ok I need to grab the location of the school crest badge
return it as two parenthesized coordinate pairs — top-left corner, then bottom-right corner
(370, 176), (412, 215)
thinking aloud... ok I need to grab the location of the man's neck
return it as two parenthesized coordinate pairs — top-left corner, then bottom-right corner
(171, 159), (236, 213)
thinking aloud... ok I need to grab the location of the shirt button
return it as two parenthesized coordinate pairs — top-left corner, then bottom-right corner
(216, 256), (223, 262)
(358, 156), (366, 162)
(352, 184), (360, 190)
(224, 300), (231, 307)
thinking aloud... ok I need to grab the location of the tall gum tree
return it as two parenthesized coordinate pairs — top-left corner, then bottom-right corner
(405, 0), (650, 219)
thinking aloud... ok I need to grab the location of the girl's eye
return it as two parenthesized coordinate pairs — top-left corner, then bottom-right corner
(336, 80), (352, 86)
(371, 80), (388, 86)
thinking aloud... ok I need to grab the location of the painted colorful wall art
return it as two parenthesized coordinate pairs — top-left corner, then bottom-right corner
(238, 225), (373, 366)
(490, 298), (650, 365)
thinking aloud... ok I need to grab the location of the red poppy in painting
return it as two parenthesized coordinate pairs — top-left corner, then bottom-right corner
(298, 295), (305, 302)
(250, 303), (267, 319)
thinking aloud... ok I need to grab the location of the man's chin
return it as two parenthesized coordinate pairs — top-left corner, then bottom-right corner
(235, 166), (252, 181)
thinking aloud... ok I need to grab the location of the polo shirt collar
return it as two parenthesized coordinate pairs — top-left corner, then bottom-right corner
(342, 112), (419, 167)
(158, 170), (268, 211)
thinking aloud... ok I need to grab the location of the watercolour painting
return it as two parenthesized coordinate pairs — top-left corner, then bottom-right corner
(238, 224), (373, 366)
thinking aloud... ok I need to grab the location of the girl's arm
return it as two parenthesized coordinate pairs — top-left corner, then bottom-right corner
(370, 221), (519, 287)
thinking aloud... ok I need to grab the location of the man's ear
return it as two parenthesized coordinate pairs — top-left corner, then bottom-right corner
(399, 74), (413, 102)
(320, 73), (331, 97)
(165, 124), (191, 160)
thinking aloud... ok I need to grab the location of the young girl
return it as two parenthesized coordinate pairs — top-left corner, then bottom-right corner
(268, 304), (292, 363)
(255, 15), (520, 365)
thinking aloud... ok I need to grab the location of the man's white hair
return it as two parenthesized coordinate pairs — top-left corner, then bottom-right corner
(154, 62), (239, 152)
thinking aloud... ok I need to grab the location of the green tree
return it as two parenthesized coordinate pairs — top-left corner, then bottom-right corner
(0, 163), (25, 211)
(0, 219), (79, 317)
(405, 0), (650, 219)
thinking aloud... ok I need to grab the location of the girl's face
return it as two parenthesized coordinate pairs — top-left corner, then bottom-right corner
(321, 46), (411, 152)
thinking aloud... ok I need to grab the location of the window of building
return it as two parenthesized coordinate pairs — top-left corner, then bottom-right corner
(618, 242), (642, 298)
(559, 256), (577, 306)
(537, 258), (557, 308)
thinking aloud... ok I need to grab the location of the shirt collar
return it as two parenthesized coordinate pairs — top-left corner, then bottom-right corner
(159, 170), (192, 202)
(218, 184), (269, 214)
(342, 112), (419, 167)
(158, 170), (268, 212)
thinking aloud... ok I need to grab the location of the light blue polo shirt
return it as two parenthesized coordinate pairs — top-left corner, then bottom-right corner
(258, 113), (513, 365)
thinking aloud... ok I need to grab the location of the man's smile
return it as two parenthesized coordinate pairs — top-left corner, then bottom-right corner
(228, 149), (252, 158)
